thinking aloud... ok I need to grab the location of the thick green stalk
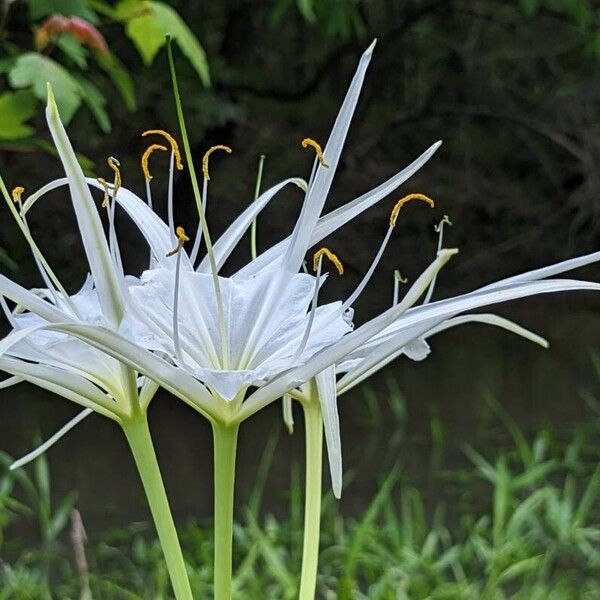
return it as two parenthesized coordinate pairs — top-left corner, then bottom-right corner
(299, 398), (323, 600)
(122, 416), (193, 600)
(212, 422), (240, 600)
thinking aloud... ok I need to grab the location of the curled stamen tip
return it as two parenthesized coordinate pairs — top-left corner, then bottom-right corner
(394, 270), (408, 283)
(166, 226), (190, 257)
(107, 156), (122, 191)
(389, 193), (435, 228)
(313, 247), (344, 275)
(141, 143), (168, 181)
(142, 129), (184, 170)
(202, 145), (233, 181)
(435, 214), (452, 232)
(301, 138), (329, 168)
(11, 186), (24, 203)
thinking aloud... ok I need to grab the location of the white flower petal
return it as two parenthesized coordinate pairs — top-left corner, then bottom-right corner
(197, 178), (307, 274)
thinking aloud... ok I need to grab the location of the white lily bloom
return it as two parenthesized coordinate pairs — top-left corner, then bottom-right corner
(5, 42), (600, 504)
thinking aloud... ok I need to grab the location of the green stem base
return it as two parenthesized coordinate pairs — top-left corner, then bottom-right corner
(212, 422), (240, 600)
(122, 417), (193, 600)
(299, 399), (323, 600)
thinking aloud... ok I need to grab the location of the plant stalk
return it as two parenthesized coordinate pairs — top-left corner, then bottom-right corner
(299, 398), (323, 600)
(122, 416), (193, 600)
(212, 421), (240, 600)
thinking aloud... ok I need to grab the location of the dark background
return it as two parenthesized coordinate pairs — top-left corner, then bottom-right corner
(1, 0), (599, 533)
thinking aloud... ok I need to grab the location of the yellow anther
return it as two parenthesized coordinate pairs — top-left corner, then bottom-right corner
(313, 247), (344, 275)
(96, 177), (111, 208)
(107, 156), (122, 199)
(389, 193), (435, 228)
(142, 130), (183, 170)
(202, 145), (232, 181)
(166, 226), (190, 257)
(301, 138), (329, 168)
(141, 143), (168, 181)
(11, 186), (24, 203)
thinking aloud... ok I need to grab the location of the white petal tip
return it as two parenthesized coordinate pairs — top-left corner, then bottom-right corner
(9, 463), (18, 471)
(433, 140), (443, 149)
(366, 39), (377, 55)
(333, 486), (342, 499)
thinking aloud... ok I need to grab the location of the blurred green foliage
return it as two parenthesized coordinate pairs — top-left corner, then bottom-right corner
(0, 0), (209, 140)
(2, 384), (600, 598)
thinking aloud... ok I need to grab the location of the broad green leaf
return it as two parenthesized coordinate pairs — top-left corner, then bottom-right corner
(114, 0), (210, 86)
(96, 52), (136, 111)
(152, 1), (211, 86)
(78, 78), (111, 132)
(29, 0), (97, 22)
(115, 0), (165, 66)
(9, 53), (82, 123)
(0, 91), (37, 140)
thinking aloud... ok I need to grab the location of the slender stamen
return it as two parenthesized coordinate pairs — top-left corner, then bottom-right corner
(3, 181), (78, 315)
(11, 186), (24, 204)
(202, 145), (232, 181)
(107, 157), (121, 198)
(167, 226), (190, 365)
(189, 145), (233, 267)
(294, 248), (343, 362)
(343, 193), (435, 311)
(423, 214), (452, 304)
(168, 38), (229, 368)
(142, 130), (183, 171)
(167, 151), (176, 239)
(392, 270), (407, 306)
(250, 154), (266, 260)
(301, 138), (329, 168)
(100, 160), (124, 277)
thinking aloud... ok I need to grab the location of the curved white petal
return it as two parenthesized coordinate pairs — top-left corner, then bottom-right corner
(197, 178), (307, 274)
(335, 280), (598, 394)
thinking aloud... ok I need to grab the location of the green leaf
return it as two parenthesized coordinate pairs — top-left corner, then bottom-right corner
(29, 0), (98, 22)
(114, 0), (210, 86)
(115, 0), (165, 66)
(96, 52), (136, 111)
(78, 78), (111, 132)
(296, 0), (317, 23)
(152, 2), (211, 86)
(56, 34), (89, 69)
(9, 53), (82, 123)
(0, 246), (18, 272)
(0, 91), (37, 140)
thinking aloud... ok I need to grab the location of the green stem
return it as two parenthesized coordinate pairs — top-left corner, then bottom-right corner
(122, 417), (193, 600)
(212, 422), (240, 600)
(299, 398), (323, 600)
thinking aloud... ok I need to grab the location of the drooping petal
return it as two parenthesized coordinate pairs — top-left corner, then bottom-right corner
(10, 408), (93, 470)
(45, 89), (124, 327)
(316, 365), (342, 498)
(335, 280), (598, 394)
